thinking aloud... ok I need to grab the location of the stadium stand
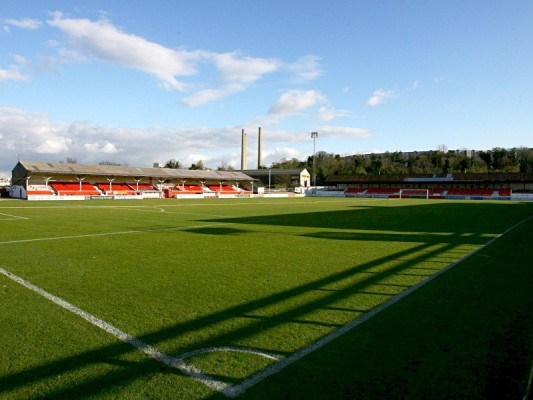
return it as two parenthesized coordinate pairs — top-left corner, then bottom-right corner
(498, 189), (512, 196)
(97, 183), (137, 194)
(427, 188), (446, 198)
(26, 185), (55, 195)
(366, 188), (400, 195)
(343, 185), (514, 199)
(446, 188), (494, 197)
(344, 188), (367, 194)
(135, 183), (157, 191)
(51, 182), (100, 196)
(209, 185), (240, 194)
(179, 185), (204, 193)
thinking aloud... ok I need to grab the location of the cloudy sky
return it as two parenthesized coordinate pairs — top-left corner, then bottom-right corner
(1, 1), (532, 176)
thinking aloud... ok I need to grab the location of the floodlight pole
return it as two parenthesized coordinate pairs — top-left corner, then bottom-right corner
(311, 132), (318, 194)
(268, 168), (271, 193)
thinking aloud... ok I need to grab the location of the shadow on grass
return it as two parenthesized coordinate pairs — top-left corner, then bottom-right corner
(183, 227), (248, 236)
(301, 230), (492, 245)
(231, 213), (533, 400)
(2, 201), (532, 399)
(206, 201), (531, 234)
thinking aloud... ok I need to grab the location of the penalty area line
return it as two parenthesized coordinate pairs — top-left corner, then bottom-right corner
(0, 267), (231, 394)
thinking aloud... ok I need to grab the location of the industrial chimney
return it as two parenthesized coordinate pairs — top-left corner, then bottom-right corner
(257, 127), (262, 169)
(241, 129), (247, 170)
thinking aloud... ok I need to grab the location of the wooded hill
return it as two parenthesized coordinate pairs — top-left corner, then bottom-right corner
(270, 147), (533, 185)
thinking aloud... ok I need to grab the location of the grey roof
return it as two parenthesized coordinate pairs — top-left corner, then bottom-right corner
(243, 168), (309, 176)
(17, 161), (254, 181)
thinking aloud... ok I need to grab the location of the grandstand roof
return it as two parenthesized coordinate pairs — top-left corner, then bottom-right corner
(14, 161), (254, 181)
(243, 168), (309, 176)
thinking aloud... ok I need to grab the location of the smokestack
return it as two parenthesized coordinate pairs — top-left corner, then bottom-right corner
(241, 129), (247, 170)
(257, 127), (262, 169)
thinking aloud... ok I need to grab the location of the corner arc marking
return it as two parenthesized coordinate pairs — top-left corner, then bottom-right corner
(176, 346), (284, 363)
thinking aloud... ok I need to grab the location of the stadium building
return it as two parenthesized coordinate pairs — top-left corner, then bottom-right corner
(326, 173), (533, 200)
(241, 168), (311, 192)
(10, 161), (256, 200)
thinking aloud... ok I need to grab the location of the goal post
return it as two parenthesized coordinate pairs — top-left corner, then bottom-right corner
(399, 189), (429, 199)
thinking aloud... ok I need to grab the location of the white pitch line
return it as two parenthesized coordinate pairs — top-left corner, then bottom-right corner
(0, 212), (29, 220)
(0, 198), (361, 211)
(0, 267), (230, 393)
(222, 214), (533, 397)
(177, 346), (284, 363)
(0, 222), (235, 245)
(118, 206), (229, 219)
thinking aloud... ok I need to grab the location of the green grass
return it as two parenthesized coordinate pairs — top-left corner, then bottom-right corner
(1, 198), (532, 399)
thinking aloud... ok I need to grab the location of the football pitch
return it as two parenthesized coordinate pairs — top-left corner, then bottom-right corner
(1, 197), (532, 399)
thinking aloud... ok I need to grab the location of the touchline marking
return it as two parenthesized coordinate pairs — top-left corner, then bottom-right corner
(0, 267), (230, 393)
(221, 214), (533, 397)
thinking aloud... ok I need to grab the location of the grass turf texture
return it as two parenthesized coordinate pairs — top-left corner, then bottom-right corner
(0, 198), (532, 399)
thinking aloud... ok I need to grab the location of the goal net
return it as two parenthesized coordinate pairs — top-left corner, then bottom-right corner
(399, 189), (429, 199)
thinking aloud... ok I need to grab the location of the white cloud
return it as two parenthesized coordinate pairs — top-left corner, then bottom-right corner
(315, 125), (374, 139)
(4, 18), (42, 30)
(0, 108), (250, 174)
(211, 52), (280, 83)
(0, 54), (32, 82)
(0, 107), (378, 177)
(181, 83), (246, 107)
(367, 89), (397, 106)
(182, 52), (280, 106)
(47, 12), (198, 91)
(35, 138), (71, 154)
(434, 75), (453, 83)
(45, 14), (284, 104)
(0, 65), (27, 82)
(266, 90), (351, 124)
(268, 89), (327, 117)
(317, 105), (352, 122)
(262, 147), (308, 166)
(83, 142), (119, 154)
(0, 108), (70, 158)
(0, 107), (322, 175)
(286, 55), (322, 83)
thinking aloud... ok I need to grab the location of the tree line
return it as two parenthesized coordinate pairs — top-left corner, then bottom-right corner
(268, 147), (533, 185)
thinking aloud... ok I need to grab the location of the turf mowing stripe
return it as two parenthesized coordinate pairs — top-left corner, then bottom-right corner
(0, 266), (231, 394)
(221, 214), (533, 397)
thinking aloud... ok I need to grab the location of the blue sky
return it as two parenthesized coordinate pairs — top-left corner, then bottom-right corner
(1, 1), (532, 176)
